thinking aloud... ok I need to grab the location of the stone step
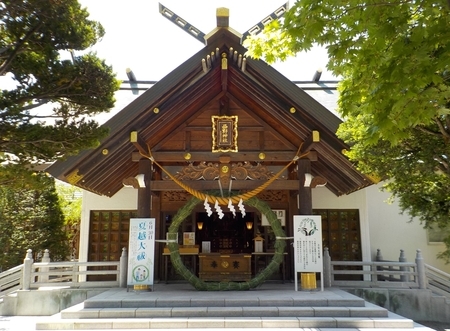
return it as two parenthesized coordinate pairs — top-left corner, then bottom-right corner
(81, 285), (367, 309)
(36, 314), (415, 330)
(34, 284), (418, 330)
(60, 303), (389, 319)
(83, 296), (366, 309)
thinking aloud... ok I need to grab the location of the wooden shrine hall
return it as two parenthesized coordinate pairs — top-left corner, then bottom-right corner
(48, 6), (373, 285)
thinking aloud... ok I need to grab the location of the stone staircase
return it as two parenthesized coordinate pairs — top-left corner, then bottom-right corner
(34, 283), (421, 330)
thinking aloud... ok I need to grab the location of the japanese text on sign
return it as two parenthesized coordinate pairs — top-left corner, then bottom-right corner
(127, 218), (155, 286)
(293, 216), (322, 273)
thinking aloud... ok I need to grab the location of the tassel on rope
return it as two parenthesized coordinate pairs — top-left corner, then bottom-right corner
(214, 200), (224, 219)
(238, 198), (246, 217)
(228, 199), (236, 217)
(204, 198), (212, 216)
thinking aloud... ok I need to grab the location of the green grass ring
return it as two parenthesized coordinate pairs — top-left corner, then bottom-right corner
(167, 194), (286, 290)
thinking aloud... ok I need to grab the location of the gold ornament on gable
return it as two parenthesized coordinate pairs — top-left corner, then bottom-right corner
(211, 115), (238, 153)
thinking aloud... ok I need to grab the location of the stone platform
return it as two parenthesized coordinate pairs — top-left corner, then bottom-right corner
(34, 282), (426, 330)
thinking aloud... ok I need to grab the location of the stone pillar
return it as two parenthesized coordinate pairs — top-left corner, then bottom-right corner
(375, 249), (383, 281)
(376, 248), (383, 261)
(399, 249), (408, 282)
(38, 249), (50, 283)
(415, 249), (427, 289)
(22, 249), (33, 290)
(119, 247), (128, 288)
(323, 247), (331, 287)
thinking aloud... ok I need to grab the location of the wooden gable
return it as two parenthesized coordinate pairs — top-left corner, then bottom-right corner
(48, 21), (373, 197)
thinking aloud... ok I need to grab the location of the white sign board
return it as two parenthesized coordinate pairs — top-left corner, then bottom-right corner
(293, 215), (323, 291)
(127, 218), (155, 288)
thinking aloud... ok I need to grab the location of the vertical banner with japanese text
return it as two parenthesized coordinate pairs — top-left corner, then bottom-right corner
(127, 218), (155, 287)
(293, 215), (323, 290)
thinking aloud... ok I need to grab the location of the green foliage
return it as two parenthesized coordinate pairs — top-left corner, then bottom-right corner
(0, 0), (120, 189)
(0, 174), (69, 271)
(245, 0), (450, 143)
(56, 181), (82, 260)
(56, 182), (82, 227)
(339, 115), (450, 261)
(245, 1), (450, 261)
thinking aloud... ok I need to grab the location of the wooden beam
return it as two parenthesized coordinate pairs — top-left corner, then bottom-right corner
(298, 158), (312, 215)
(147, 179), (299, 191)
(300, 130), (320, 154)
(131, 151), (317, 162)
(137, 158), (152, 218)
(226, 93), (298, 150)
(150, 91), (225, 151)
(130, 131), (148, 156)
(221, 54), (228, 92)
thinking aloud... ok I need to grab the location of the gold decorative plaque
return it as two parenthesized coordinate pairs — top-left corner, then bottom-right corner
(212, 115), (238, 152)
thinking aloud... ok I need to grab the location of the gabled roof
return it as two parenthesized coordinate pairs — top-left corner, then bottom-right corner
(48, 15), (373, 197)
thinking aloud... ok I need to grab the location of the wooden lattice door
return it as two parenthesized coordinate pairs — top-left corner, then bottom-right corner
(314, 209), (362, 280)
(88, 210), (137, 280)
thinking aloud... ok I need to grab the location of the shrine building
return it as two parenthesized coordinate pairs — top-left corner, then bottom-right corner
(48, 6), (450, 284)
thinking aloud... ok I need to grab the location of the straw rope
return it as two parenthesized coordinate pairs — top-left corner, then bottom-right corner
(141, 144), (306, 204)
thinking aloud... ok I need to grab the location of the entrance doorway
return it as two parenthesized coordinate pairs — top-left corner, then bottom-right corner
(196, 212), (255, 254)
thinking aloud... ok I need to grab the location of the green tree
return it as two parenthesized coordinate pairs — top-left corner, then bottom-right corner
(245, 1), (450, 143)
(244, 1), (450, 261)
(0, 0), (120, 189)
(56, 181), (82, 260)
(0, 174), (69, 270)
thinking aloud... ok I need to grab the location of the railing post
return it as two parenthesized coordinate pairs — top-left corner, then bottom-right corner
(376, 249), (383, 261)
(399, 249), (408, 282)
(119, 247), (128, 288)
(323, 247), (331, 287)
(415, 249), (427, 289)
(38, 249), (50, 283)
(72, 263), (79, 286)
(22, 249), (33, 290)
(375, 249), (383, 280)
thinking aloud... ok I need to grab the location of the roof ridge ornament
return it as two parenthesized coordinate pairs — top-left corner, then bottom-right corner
(158, 3), (206, 44)
(159, 3), (289, 45)
(216, 7), (229, 28)
(242, 2), (289, 41)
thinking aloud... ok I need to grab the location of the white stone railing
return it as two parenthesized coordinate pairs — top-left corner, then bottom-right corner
(323, 247), (428, 290)
(425, 263), (450, 298)
(1, 247), (449, 299)
(0, 248), (128, 296)
(0, 264), (23, 299)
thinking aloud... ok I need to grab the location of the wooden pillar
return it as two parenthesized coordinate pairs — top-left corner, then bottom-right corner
(137, 158), (152, 218)
(298, 158), (312, 215)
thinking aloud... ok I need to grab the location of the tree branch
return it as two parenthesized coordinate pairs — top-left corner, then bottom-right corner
(434, 117), (450, 143)
(21, 100), (49, 111)
(0, 21), (43, 75)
